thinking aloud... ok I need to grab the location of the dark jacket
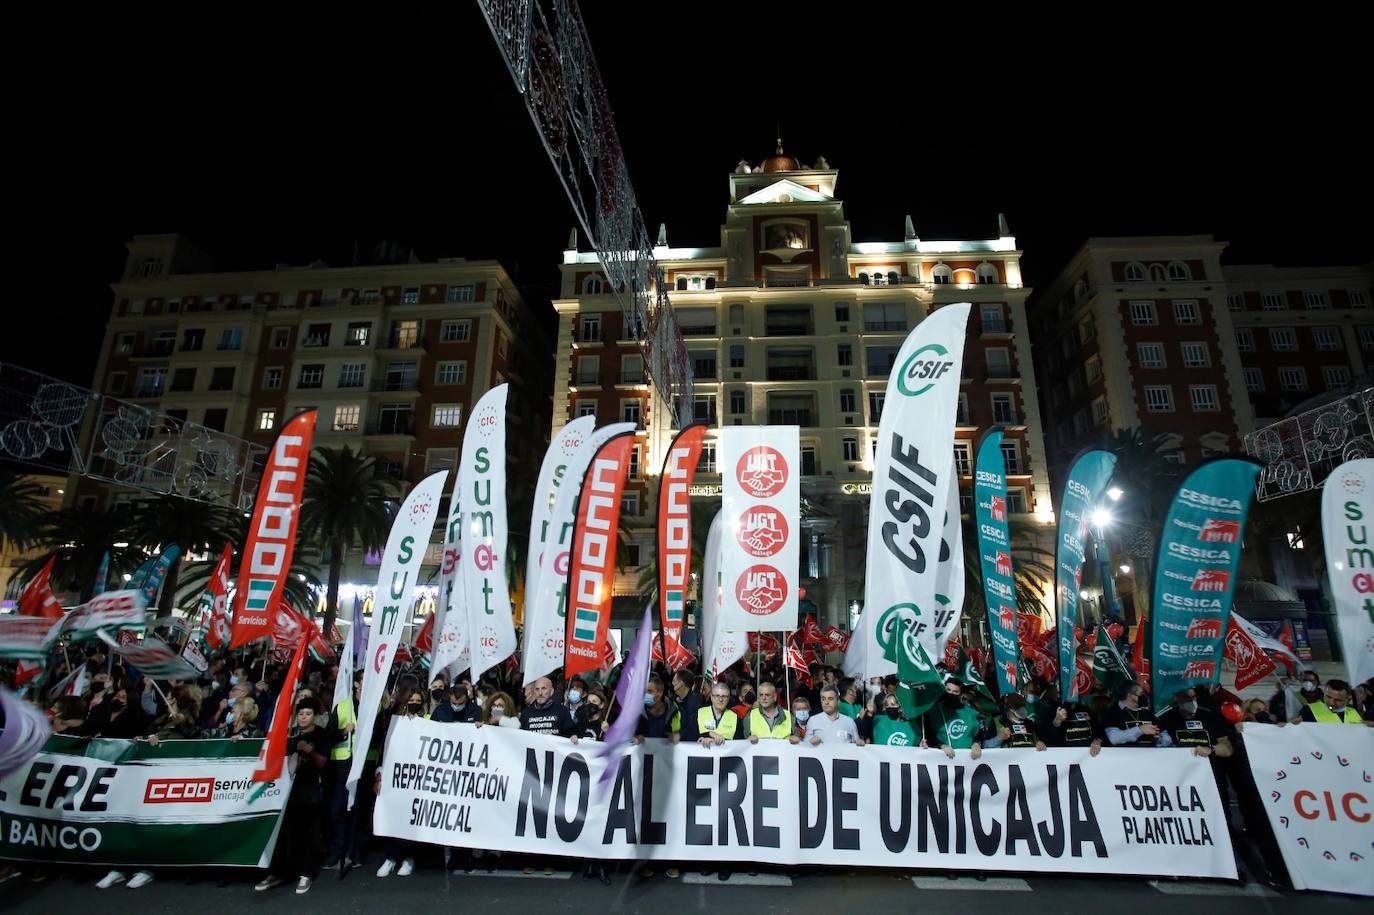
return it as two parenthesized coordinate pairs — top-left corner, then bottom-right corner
(520, 700), (575, 737)
(431, 701), (480, 724)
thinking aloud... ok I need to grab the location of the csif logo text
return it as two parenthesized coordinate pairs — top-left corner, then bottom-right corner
(896, 343), (956, 397)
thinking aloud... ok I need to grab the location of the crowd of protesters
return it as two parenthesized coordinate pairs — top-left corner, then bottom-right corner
(2, 627), (1371, 894)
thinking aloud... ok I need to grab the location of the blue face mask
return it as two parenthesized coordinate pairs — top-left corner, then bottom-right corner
(229, 676), (239, 687)
(795, 710), (810, 724)
(227, 696), (237, 706)
(567, 690), (582, 705)
(225, 712), (234, 724)
(644, 693), (655, 707)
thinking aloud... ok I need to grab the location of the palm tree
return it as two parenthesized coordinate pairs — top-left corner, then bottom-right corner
(298, 446), (395, 635)
(175, 542), (324, 618)
(961, 516), (1057, 624)
(0, 467), (48, 551)
(125, 495), (237, 613)
(18, 505), (138, 602)
(1099, 427), (1181, 616)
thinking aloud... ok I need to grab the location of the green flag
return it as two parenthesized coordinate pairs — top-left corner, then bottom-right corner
(886, 636), (946, 721)
(955, 646), (998, 715)
(1092, 623), (1134, 695)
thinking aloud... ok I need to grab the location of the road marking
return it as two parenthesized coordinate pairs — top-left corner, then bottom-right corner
(683, 872), (793, 887)
(1148, 880), (1279, 897)
(912, 876), (1032, 891)
(460, 869), (575, 879)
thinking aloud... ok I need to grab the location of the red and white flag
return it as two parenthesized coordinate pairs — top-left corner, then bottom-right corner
(657, 424), (707, 656)
(747, 632), (779, 656)
(232, 411), (316, 648)
(824, 625), (850, 653)
(1225, 617), (1277, 690)
(800, 614), (827, 648)
(784, 637), (813, 687)
(15, 557), (63, 686)
(599, 636), (619, 670)
(203, 545), (233, 650)
(253, 636), (308, 783)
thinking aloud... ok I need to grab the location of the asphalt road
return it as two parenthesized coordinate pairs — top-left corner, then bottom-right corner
(5, 859), (1371, 915)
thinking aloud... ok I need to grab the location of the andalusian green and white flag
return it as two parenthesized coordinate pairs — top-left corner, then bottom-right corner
(1092, 622), (1134, 695)
(886, 635), (944, 721)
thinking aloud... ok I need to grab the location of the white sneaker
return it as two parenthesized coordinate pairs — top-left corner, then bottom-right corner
(295, 877), (312, 894)
(397, 858), (416, 877)
(96, 870), (127, 890)
(127, 871), (154, 889)
(376, 859), (397, 878)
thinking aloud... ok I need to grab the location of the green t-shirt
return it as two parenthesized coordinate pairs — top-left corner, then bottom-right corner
(923, 705), (983, 749)
(838, 701), (864, 720)
(873, 716), (918, 747)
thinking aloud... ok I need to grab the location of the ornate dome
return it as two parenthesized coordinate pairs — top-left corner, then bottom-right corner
(760, 140), (801, 173)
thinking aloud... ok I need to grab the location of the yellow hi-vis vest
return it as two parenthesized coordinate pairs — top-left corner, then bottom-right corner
(698, 706), (739, 739)
(748, 707), (792, 739)
(1309, 703), (1365, 725)
(331, 699), (355, 761)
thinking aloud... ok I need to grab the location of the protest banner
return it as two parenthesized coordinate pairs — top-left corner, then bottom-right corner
(59, 589), (148, 642)
(975, 430), (1019, 694)
(374, 718), (1236, 877)
(459, 385), (515, 680)
(719, 426), (800, 632)
(1242, 723), (1373, 897)
(861, 303), (971, 676)
(0, 735), (290, 867)
(657, 423), (707, 661)
(1055, 449), (1117, 701)
(1322, 458), (1374, 686)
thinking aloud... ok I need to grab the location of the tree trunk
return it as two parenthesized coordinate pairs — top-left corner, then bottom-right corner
(322, 540), (343, 636)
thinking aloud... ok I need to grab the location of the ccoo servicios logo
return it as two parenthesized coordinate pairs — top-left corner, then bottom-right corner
(896, 343), (956, 397)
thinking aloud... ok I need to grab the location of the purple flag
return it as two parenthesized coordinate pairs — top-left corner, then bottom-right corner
(0, 686), (53, 779)
(597, 604), (655, 791)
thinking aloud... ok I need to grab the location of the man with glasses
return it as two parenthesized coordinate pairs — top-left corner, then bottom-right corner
(697, 683), (740, 745)
(741, 682), (799, 744)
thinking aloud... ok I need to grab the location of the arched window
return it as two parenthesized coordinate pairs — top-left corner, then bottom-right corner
(1149, 264), (1167, 283)
(887, 271), (900, 287)
(977, 263), (999, 285)
(932, 264), (954, 285)
(1125, 262), (1145, 282)
(583, 274), (604, 294)
(1167, 261), (1191, 281)
(676, 277), (688, 291)
(705, 276), (716, 290)
(858, 272), (870, 286)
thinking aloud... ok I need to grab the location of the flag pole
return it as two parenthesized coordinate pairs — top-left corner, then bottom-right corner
(784, 631), (791, 714)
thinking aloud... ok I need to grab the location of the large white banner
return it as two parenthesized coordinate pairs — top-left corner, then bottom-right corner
(1243, 723), (1373, 897)
(430, 471), (467, 686)
(861, 303), (971, 677)
(522, 420), (636, 684)
(347, 470), (448, 804)
(521, 415), (597, 682)
(375, 718), (1235, 876)
(700, 510), (744, 678)
(934, 474), (965, 656)
(1323, 459), (1374, 686)
(461, 385), (515, 680)
(0, 736), (290, 867)
(719, 426), (799, 632)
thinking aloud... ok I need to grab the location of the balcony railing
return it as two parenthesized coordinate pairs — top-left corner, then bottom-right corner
(766, 365), (816, 381)
(981, 318), (1009, 334)
(135, 343), (176, 358)
(575, 372), (601, 386)
(367, 418), (415, 436)
(768, 409), (814, 426)
(373, 378), (419, 392)
(986, 366), (1018, 379)
(692, 410), (718, 425)
(764, 322), (813, 336)
(679, 324), (717, 336)
(302, 336), (331, 348)
(384, 336), (423, 350)
(132, 384), (164, 398)
(863, 321), (906, 332)
(619, 372), (645, 384)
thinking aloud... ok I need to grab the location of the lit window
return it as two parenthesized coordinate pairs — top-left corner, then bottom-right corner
(1173, 300), (1200, 324)
(431, 404), (463, 428)
(332, 405), (361, 432)
(1189, 385), (1219, 411)
(257, 409), (277, 431)
(1136, 343), (1165, 369)
(1144, 386), (1174, 412)
(1181, 342), (1210, 367)
(401, 288), (420, 304)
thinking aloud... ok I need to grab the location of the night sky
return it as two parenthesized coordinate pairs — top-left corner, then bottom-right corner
(17, 6), (1368, 386)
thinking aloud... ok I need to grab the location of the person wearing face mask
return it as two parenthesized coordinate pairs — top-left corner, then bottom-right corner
(1272, 671), (1322, 722)
(564, 676), (589, 716)
(1039, 694), (1104, 756)
(481, 691), (516, 727)
(255, 698), (328, 895)
(634, 676), (679, 741)
(837, 680), (864, 719)
(731, 683), (756, 721)
(1296, 679), (1367, 725)
(790, 697), (812, 739)
(919, 679), (986, 759)
(1103, 682), (1172, 747)
(374, 689), (429, 879)
(990, 694), (1046, 750)
(518, 677), (576, 736)
(569, 687), (609, 742)
(871, 693), (915, 747)
(430, 685), (479, 723)
(669, 670), (704, 742)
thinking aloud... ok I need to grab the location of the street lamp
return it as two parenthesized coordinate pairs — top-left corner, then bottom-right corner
(1119, 563), (1132, 575)
(1107, 486), (1124, 502)
(1090, 507), (1113, 530)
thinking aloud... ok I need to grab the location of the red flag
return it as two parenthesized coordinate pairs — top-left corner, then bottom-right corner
(599, 637), (619, 669)
(232, 410), (316, 648)
(657, 424), (706, 653)
(414, 614), (435, 655)
(800, 614), (827, 648)
(1073, 654), (1094, 699)
(1016, 612), (1042, 645)
(253, 635), (307, 783)
(271, 601), (307, 648)
(326, 621), (344, 647)
(824, 625), (850, 653)
(19, 557), (62, 621)
(651, 632), (665, 664)
(503, 653), (519, 674)
(394, 643), (413, 664)
(663, 633), (695, 672)
(1132, 617), (1148, 674)
(564, 433), (635, 678)
(1225, 618), (1277, 690)
(1024, 642), (1057, 679)
(204, 545), (233, 650)
(942, 636), (961, 671)
(784, 643), (812, 687)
